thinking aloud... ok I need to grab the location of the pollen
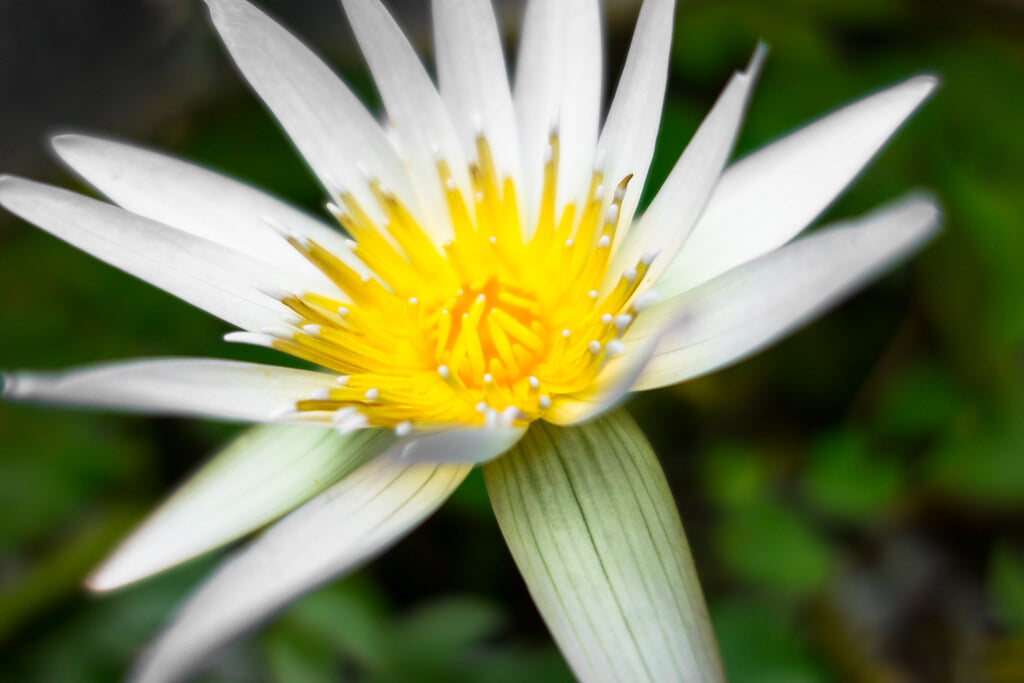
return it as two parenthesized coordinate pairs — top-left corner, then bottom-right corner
(272, 132), (654, 433)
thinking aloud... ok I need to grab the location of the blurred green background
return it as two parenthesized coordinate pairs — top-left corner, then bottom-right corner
(2, 0), (1023, 680)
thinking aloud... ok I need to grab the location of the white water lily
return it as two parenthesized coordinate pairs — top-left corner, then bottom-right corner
(0, 0), (940, 680)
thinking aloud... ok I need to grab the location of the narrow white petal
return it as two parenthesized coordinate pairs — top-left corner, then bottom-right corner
(51, 134), (365, 283)
(1, 358), (336, 423)
(88, 425), (394, 591)
(204, 0), (417, 224)
(132, 458), (470, 683)
(0, 177), (292, 331)
(633, 194), (941, 391)
(609, 44), (766, 295)
(339, 0), (468, 244)
(395, 424), (525, 464)
(484, 412), (723, 682)
(597, 0), (677, 242)
(657, 74), (939, 297)
(515, 0), (602, 233)
(432, 0), (520, 184)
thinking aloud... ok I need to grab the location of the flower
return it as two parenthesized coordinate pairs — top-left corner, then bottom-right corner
(0, 0), (940, 680)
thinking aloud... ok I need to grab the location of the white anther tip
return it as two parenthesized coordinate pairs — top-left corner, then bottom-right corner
(476, 401), (488, 413)
(606, 340), (625, 357)
(269, 402), (299, 420)
(336, 413), (368, 435)
(564, 238), (574, 248)
(260, 326), (295, 341)
(364, 388), (379, 401)
(483, 373), (494, 385)
(604, 205), (619, 225)
(438, 365), (451, 380)
(395, 421), (413, 437)
(613, 314), (633, 331)
(587, 290), (598, 299)
(539, 395), (551, 410)
(623, 267), (638, 284)
(336, 375), (350, 386)
(223, 331), (274, 348)
(528, 376), (539, 389)
(588, 341), (602, 355)
(641, 248), (661, 266)
(309, 387), (331, 401)
(489, 235), (497, 245)
(408, 296), (419, 305)
(301, 324), (322, 338)
(561, 329), (572, 338)
(337, 306), (351, 317)
(597, 235), (611, 249)
(502, 406), (525, 423)
(445, 177), (457, 191)
(632, 291), (661, 311)
(600, 313), (613, 325)
(332, 407), (357, 423)
(281, 313), (303, 327)
(259, 286), (292, 302)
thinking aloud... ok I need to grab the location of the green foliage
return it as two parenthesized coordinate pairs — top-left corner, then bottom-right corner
(2, 0), (1023, 680)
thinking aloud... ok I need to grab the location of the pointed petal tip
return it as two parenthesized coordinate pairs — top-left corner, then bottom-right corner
(746, 40), (770, 74)
(0, 371), (19, 399)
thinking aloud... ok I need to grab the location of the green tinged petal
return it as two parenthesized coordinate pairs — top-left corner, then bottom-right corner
(484, 410), (723, 682)
(88, 424), (393, 591)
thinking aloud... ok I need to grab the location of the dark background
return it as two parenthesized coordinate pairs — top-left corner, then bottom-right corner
(2, 0), (1023, 680)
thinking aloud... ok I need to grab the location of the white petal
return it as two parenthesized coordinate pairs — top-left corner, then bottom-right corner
(51, 134), (364, 284)
(546, 333), (663, 426)
(1, 358), (337, 423)
(515, 0), (602, 234)
(0, 176), (291, 331)
(131, 458), (470, 683)
(596, 0), (677, 244)
(88, 424), (394, 591)
(657, 74), (939, 298)
(632, 194), (941, 391)
(395, 424), (525, 464)
(339, 0), (468, 244)
(432, 0), (519, 183)
(609, 44), (766, 295)
(484, 412), (723, 682)
(204, 0), (416, 225)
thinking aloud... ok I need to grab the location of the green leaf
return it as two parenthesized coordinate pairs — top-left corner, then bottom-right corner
(484, 410), (723, 682)
(990, 544), (1024, 634)
(715, 499), (834, 596)
(88, 424), (394, 590)
(801, 428), (904, 522)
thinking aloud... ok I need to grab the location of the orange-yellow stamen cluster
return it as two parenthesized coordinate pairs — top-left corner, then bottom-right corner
(267, 133), (656, 433)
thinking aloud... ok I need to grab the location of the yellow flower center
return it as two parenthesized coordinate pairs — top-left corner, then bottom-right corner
(272, 133), (655, 433)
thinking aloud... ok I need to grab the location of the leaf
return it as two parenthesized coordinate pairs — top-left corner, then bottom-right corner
(715, 499), (834, 596)
(484, 410), (723, 682)
(801, 428), (904, 522)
